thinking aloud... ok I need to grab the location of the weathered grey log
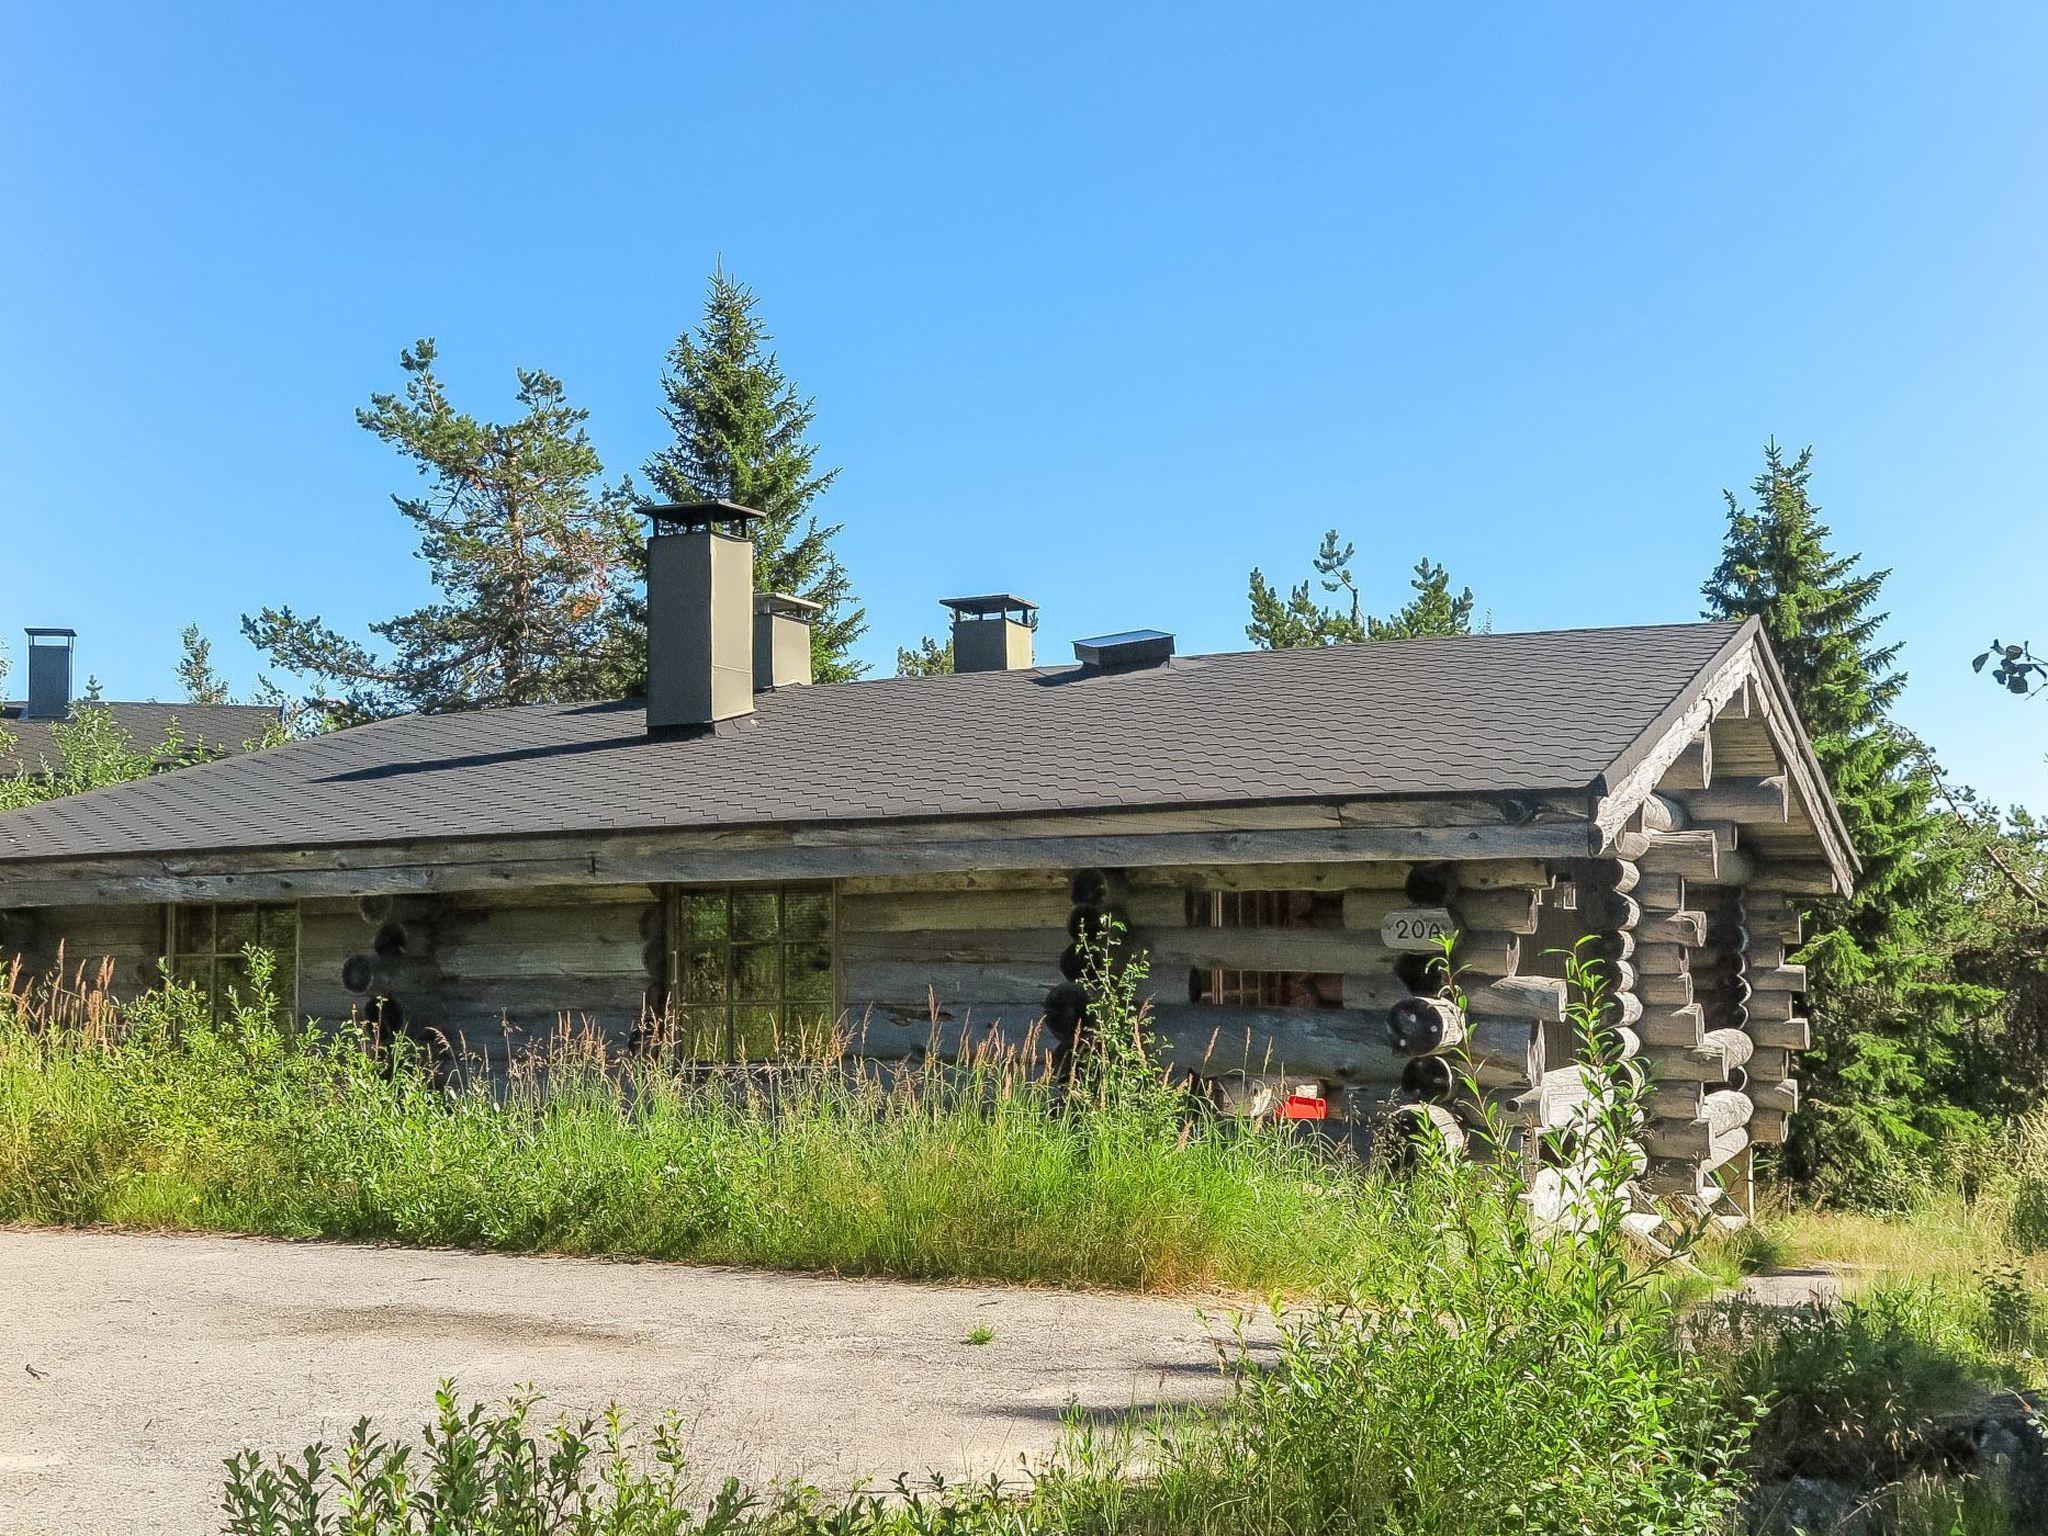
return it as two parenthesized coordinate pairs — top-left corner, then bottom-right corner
(1702, 1089), (1755, 1134)
(1635, 943), (1689, 977)
(1744, 990), (1797, 1024)
(1465, 975), (1567, 1023)
(1648, 1080), (1705, 1119)
(1639, 1005), (1705, 1049)
(1747, 862), (1838, 896)
(1501, 1065), (1605, 1131)
(839, 889), (1072, 933)
(1457, 859), (1562, 890)
(1606, 959), (1639, 994)
(1453, 929), (1521, 975)
(1632, 829), (1719, 878)
(1633, 873), (1686, 911)
(1638, 910), (1706, 948)
(1604, 990), (1644, 1029)
(1745, 938), (1787, 971)
(1148, 1003), (1404, 1081)
(1660, 734), (1713, 792)
(1387, 995), (1465, 1055)
(1451, 887), (1542, 935)
(1747, 963), (1808, 994)
(1751, 1079), (1799, 1114)
(1637, 795), (1689, 834)
(1749, 1015), (1811, 1050)
(1743, 1046), (1793, 1083)
(1681, 777), (1789, 824)
(1648, 1027), (1754, 1082)
(1134, 925), (1383, 975)
(1639, 973), (1694, 1007)
(1124, 862), (1411, 892)
(1688, 847), (1757, 887)
(1749, 1108), (1789, 1144)
(1646, 1115), (1728, 1160)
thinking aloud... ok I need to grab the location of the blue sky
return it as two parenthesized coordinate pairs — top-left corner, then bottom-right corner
(3, 4), (2044, 808)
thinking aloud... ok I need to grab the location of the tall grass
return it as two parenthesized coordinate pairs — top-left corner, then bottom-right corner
(1, 945), (1391, 1294)
(209, 940), (1761, 1535)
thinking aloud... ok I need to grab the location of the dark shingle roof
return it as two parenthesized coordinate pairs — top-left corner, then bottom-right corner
(0, 622), (1751, 864)
(0, 702), (279, 776)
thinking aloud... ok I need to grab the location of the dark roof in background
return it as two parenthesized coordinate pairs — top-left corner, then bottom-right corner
(1, 702), (279, 776)
(0, 623), (1751, 864)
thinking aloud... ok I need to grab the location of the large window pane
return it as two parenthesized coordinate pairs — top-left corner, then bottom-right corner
(731, 943), (780, 1002)
(784, 890), (830, 941)
(665, 884), (833, 1061)
(730, 891), (778, 942)
(167, 903), (298, 1024)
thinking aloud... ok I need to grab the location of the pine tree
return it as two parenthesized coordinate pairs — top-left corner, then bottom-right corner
(243, 340), (641, 718)
(1248, 532), (1476, 648)
(645, 269), (864, 681)
(1704, 441), (1984, 1194)
(895, 636), (952, 676)
(176, 625), (232, 705)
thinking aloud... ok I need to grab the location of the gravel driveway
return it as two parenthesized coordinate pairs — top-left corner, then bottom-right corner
(0, 1228), (1267, 1536)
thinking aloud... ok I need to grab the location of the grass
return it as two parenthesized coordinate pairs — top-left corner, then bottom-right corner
(0, 946), (1409, 1296)
(17, 943), (2048, 1531)
(963, 1324), (996, 1346)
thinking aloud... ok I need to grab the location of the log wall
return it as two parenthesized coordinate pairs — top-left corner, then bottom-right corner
(0, 902), (164, 997)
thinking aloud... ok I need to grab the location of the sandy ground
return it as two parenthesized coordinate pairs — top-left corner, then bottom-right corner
(0, 1228), (1270, 1536)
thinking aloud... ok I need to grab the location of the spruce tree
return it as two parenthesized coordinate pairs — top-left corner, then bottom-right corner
(645, 269), (864, 681)
(1704, 441), (1983, 1194)
(1248, 532), (1476, 648)
(243, 341), (641, 719)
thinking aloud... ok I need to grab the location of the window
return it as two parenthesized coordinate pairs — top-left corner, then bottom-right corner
(666, 884), (835, 1058)
(166, 903), (299, 1023)
(1185, 889), (1342, 1009)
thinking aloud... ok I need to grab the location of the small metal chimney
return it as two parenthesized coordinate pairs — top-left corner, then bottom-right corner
(1073, 629), (1175, 673)
(644, 502), (761, 735)
(754, 593), (820, 691)
(940, 595), (1037, 673)
(22, 628), (76, 720)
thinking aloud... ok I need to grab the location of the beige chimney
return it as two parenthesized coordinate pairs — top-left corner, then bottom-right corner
(643, 502), (762, 734)
(754, 593), (820, 690)
(940, 595), (1037, 672)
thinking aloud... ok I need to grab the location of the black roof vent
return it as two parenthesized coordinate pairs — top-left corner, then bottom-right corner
(1072, 629), (1175, 673)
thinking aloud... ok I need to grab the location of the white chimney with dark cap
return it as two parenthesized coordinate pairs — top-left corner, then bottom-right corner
(940, 595), (1037, 672)
(22, 628), (76, 720)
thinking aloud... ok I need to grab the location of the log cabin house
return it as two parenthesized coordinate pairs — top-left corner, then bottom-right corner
(0, 503), (1855, 1212)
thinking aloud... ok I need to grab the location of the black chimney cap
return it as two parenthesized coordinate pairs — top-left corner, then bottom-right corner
(940, 595), (1037, 619)
(643, 500), (765, 534)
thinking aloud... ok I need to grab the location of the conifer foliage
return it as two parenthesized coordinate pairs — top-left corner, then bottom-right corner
(1704, 442), (1984, 1194)
(645, 270), (865, 681)
(243, 341), (641, 719)
(1247, 531), (1477, 649)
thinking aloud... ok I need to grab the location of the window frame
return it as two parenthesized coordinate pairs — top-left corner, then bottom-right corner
(163, 901), (302, 1024)
(1184, 888), (1344, 1011)
(662, 882), (837, 1060)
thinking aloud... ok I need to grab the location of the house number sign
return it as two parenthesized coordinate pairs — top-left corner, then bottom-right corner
(1380, 906), (1456, 952)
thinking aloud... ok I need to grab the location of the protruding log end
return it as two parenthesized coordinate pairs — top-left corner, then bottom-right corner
(1387, 994), (1465, 1055)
